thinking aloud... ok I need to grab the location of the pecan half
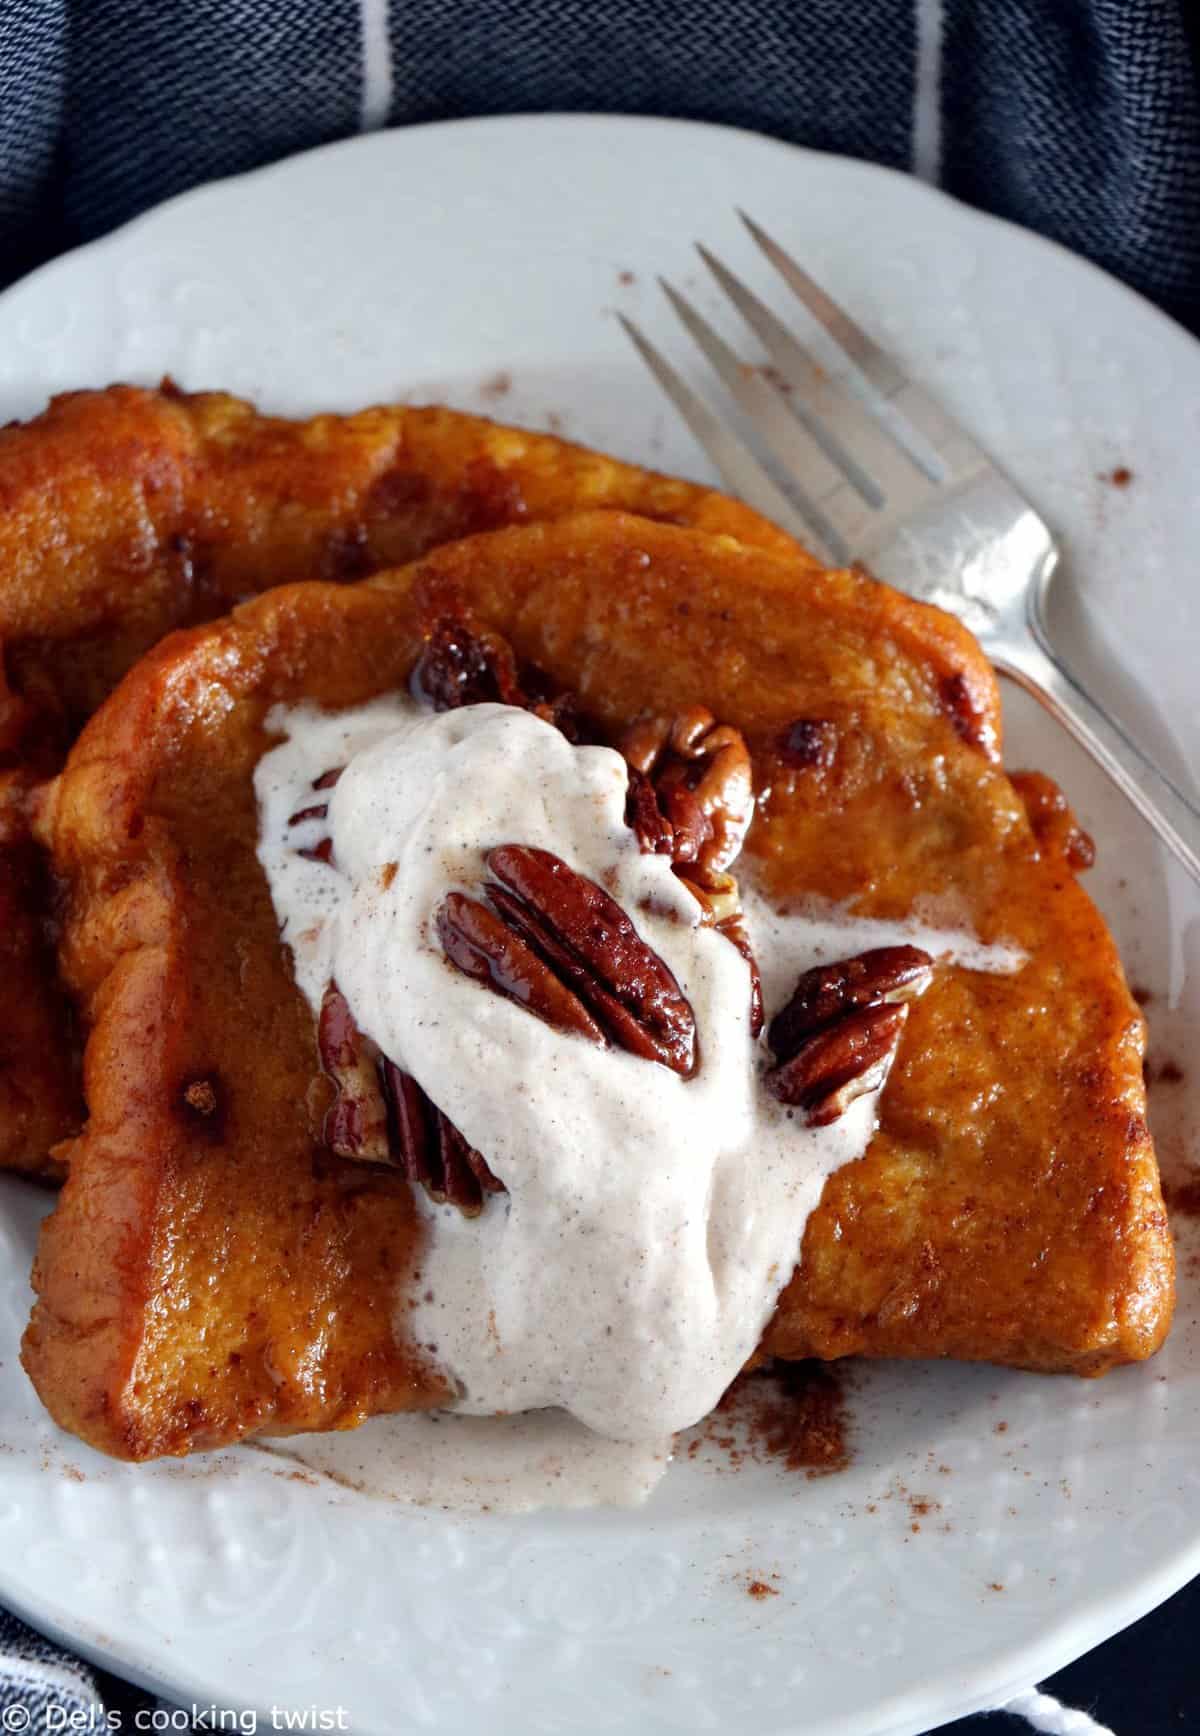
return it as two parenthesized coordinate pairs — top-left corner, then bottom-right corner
(438, 845), (697, 1076)
(318, 982), (391, 1161)
(436, 890), (606, 1047)
(619, 710), (762, 1033)
(380, 1060), (504, 1217)
(766, 1002), (909, 1126)
(765, 945), (933, 1126)
(714, 910), (764, 1039)
(411, 617), (527, 712)
(411, 615), (596, 749)
(767, 945), (933, 1063)
(289, 768), (343, 864)
(317, 983), (503, 1214)
(619, 707), (753, 875)
(625, 766), (675, 856)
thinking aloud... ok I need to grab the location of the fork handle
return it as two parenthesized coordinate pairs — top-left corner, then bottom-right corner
(990, 637), (1200, 887)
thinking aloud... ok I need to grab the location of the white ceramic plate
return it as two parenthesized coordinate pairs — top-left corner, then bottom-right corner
(1, 116), (1198, 1736)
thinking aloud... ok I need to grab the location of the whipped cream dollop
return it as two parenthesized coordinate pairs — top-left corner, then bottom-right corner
(255, 696), (1019, 1451)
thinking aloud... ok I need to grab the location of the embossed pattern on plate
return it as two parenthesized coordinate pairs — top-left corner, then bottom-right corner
(0, 116), (1197, 1736)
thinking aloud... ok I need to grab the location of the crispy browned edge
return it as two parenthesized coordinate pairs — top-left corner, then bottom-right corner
(22, 511), (1172, 1458)
(0, 384), (814, 1177)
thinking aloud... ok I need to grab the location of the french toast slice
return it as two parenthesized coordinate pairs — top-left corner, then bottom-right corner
(0, 385), (806, 1176)
(23, 512), (1172, 1459)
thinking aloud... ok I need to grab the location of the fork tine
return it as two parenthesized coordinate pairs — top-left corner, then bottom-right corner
(694, 243), (938, 510)
(656, 280), (873, 555)
(660, 276), (881, 515)
(736, 211), (907, 395)
(737, 211), (988, 483)
(615, 314), (832, 556)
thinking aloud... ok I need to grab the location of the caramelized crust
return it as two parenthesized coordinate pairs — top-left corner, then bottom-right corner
(0, 774), (81, 1173)
(23, 512), (1171, 1458)
(0, 385), (808, 1175)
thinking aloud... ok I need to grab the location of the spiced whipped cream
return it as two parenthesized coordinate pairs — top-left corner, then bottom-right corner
(254, 696), (1017, 1451)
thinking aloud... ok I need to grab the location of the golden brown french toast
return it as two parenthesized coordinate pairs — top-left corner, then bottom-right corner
(23, 512), (1172, 1460)
(0, 385), (807, 1176)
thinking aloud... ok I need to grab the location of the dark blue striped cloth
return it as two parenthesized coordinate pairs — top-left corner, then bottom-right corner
(2, 0), (1199, 330)
(1, 2), (1198, 1731)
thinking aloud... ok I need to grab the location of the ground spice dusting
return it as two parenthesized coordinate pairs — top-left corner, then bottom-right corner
(746, 1579), (779, 1601)
(1162, 1177), (1200, 1218)
(693, 1362), (851, 1477)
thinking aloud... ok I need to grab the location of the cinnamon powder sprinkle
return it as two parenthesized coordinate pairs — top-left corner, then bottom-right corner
(746, 1579), (779, 1601)
(693, 1362), (852, 1477)
(1163, 1177), (1200, 1218)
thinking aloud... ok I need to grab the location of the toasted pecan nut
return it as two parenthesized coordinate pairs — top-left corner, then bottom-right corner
(287, 801), (329, 826)
(530, 692), (589, 744)
(412, 616), (527, 711)
(620, 710), (761, 1031)
(318, 982), (392, 1162)
(715, 911), (764, 1039)
(766, 1002), (910, 1126)
(625, 765), (675, 856)
(437, 890), (607, 1046)
(486, 844), (697, 1076)
(619, 706), (753, 875)
(678, 866), (742, 926)
(767, 945), (933, 1061)
(320, 983), (504, 1212)
(381, 1059), (503, 1217)
(656, 776), (713, 867)
(765, 945), (933, 1127)
(289, 774), (341, 864)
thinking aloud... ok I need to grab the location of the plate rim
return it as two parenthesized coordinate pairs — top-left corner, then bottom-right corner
(9, 110), (1199, 365)
(2, 110), (1198, 1736)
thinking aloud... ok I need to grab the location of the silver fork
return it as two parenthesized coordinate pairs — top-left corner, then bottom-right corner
(619, 212), (1200, 887)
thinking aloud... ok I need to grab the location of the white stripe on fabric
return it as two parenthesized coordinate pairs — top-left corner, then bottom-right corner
(359, 0), (392, 130)
(911, 0), (944, 183)
(992, 1688), (1117, 1735)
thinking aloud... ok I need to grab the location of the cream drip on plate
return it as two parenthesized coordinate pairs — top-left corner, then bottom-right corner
(254, 695), (1022, 1495)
